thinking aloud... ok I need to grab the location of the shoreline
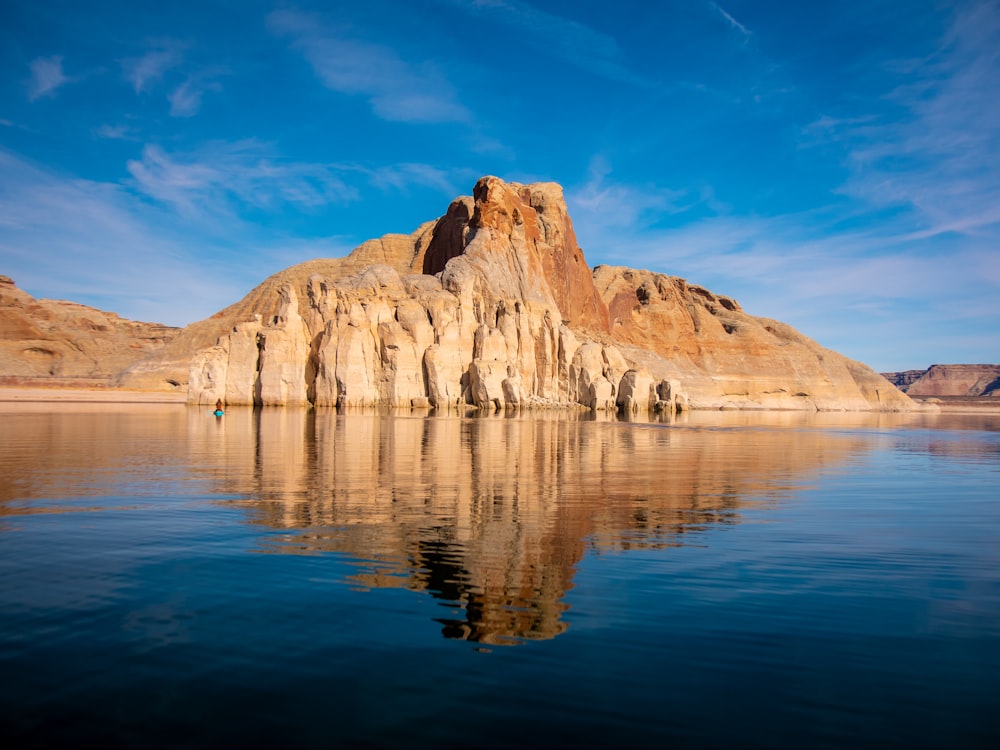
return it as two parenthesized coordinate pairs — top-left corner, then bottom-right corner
(0, 386), (186, 404)
(909, 397), (1000, 414)
(0, 386), (997, 414)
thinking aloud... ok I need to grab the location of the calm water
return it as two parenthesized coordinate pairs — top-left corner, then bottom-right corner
(1, 405), (998, 749)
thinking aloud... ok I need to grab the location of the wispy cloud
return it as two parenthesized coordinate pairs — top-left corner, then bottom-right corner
(168, 74), (223, 117)
(27, 56), (70, 101)
(367, 163), (469, 196)
(268, 9), (469, 123)
(0, 145), (465, 324)
(126, 141), (360, 215)
(710, 2), (752, 40)
(122, 42), (184, 94)
(440, 0), (649, 87)
(570, 156), (693, 230)
(567, 158), (998, 371)
(820, 0), (1000, 240)
(124, 140), (467, 216)
(0, 149), (242, 324)
(93, 123), (135, 140)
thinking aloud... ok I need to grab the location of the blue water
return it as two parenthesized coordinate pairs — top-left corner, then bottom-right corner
(1, 406), (998, 748)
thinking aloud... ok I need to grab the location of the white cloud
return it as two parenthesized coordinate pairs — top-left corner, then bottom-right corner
(0, 147), (364, 326)
(267, 9), (469, 123)
(0, 146), (472, 326)
(368, 163), (469, 196)
(710, 2), (752, 40)
(93, 123), (134, 140)
(570, 156), (693, 230)
(125, 141), (360, 216)
(828, 1), (1000, 240)
(124, 141), (469, 216)
(122, 43), (184, 94)
(167, 76), (222, 117)
(0, 149), (240, 324)
(27, 56), (70, 101)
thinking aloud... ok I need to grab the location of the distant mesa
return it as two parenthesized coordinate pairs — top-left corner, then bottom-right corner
(5, 177), (928, 411)
(882, 365), (1000, 399)
(0, 274), (180, 387)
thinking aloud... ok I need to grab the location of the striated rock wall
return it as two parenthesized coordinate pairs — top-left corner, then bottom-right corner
(188, 177), (644, 411)
(887, 364), (1000, 397)
(115, 176), (918, 412)
(0, 275), (179, 382)
(592, 265), (913, 411)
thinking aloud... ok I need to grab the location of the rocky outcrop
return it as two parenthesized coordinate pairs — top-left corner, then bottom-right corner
(186, 178), (634, 410)
(884, 364), (1000, 397)
(0, 275), (179, 382)
(592, 265), (912, 410)
(117, 176), (917, 412)
(881, 370), (926, 391)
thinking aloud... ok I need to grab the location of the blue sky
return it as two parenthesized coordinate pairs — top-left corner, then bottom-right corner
(1, 0), (997, 372)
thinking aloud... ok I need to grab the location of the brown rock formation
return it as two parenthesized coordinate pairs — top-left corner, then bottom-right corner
(0, 275), (179, 382)
(881, 370), (927, 391)
(886, 364), (1000, 397)
(117, 176), (916, 411)
(592, 265), (910, 410)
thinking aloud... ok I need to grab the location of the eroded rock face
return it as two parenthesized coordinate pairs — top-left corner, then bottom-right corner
(188, 177), (635, 410)
(117, 175), (918, 412)
(884, 364), (1000, 397)
(881, 370), (926, 392)
(592, 265), (914, 411)
(0, 275), (179, 382)
(188, 262), (630, 410)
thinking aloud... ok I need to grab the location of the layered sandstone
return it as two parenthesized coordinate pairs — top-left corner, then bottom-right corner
(115, 176), (916, 412)
(184, 179), (631, 409)
(0, 275), (179, 381)
(883, 364), (1000, 397)
(592, 266), (910, 410)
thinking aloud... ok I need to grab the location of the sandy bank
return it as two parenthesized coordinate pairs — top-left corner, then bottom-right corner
(0, 386), (186, 404)
(907, 397), (1000, 414)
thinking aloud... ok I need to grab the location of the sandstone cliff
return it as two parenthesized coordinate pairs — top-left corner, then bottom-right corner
(116, 176), (915, 412)
(883, 364), (1000, 397)
(0, 275), (179, 381)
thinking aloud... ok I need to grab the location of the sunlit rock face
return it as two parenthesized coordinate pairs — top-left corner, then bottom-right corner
(0, 275), (179, 382)
(126, 175), (914, 411)
(186, 177), (633, 409)
(883, 364), (1000, 397)
(591, 265), (914, 411)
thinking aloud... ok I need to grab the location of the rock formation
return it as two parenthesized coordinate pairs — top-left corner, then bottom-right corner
(114, 176), (916, 412)
(883, 364), (1000, 397)
(0, 275), (179, 382)
(881, 370), (927, 392)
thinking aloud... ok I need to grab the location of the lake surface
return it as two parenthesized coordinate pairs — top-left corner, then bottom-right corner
(1, 404), (998, 748)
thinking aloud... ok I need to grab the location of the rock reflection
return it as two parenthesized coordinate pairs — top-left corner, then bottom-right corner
(194, 409), (874, 645)
(5, 403), (981, 644)
(0, 403), (189, 509)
